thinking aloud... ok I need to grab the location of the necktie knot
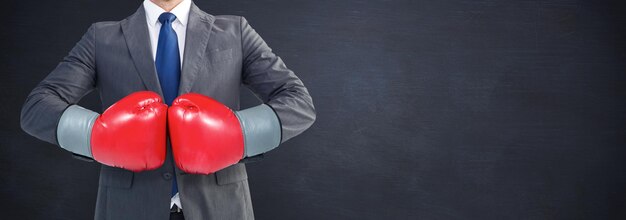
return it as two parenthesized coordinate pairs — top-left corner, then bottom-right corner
(158, 12), (177, 24)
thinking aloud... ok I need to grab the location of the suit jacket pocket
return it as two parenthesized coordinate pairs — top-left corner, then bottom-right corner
(215, 163), (248, 185)
(207, 48), (233, 64)
(99, 165), (134, 188)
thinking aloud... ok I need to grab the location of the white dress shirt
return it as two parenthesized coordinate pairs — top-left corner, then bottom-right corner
(142, 0), (192, 210)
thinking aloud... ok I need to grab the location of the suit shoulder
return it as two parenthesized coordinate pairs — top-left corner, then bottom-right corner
(213, 15), (242, 25)
(211, 15), (244, 33)
(91, 21), (121, 30)
(214, 15), (241, 21)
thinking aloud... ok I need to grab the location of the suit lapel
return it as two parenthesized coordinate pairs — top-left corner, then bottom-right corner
(121, 5), (164, 97)
(179, 3), (215, 95)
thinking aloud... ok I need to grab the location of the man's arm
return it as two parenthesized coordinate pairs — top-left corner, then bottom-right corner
(20, 24), (97, 154)
(238, 16), (316, 156)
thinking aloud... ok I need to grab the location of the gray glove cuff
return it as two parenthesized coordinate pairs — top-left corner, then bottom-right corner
(56, 105), (99, 158)
(235, 104), (282, 157)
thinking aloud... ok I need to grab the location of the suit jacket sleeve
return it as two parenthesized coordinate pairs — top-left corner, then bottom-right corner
(239, 16), (316, 143)
(20, 24), (97, 146)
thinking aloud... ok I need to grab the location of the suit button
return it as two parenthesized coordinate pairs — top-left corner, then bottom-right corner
(163, 172), (173, 180)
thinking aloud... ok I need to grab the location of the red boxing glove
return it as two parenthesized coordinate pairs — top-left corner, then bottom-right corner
(168, 93), (244, 174)
(90, 91), (168, 171)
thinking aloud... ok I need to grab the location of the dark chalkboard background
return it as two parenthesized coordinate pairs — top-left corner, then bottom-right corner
(1, 0), (625, 219)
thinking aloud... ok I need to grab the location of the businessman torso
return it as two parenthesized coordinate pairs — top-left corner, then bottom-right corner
(93, 4), (252, 220)
(21, 1), (316, 219)
(97, 6), (242, 110)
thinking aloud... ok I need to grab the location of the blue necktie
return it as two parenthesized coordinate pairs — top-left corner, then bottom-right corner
(155, 12), (180, 197)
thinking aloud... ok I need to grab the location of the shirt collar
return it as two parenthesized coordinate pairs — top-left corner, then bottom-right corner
(143, 0), (192, 27)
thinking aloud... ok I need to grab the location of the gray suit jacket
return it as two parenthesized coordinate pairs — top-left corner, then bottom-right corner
(20, 2), (316, 220)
